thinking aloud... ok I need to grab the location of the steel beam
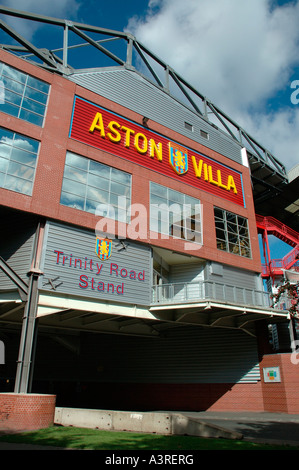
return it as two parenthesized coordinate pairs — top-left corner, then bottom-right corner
(0, 256), (28, 300)
(0, 19), (58, 69)
(69, 24), (125, 66)
(14, 270), (40, 393)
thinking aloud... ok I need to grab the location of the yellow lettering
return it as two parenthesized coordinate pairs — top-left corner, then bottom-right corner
(107, 121), (121, 142)
(121, 126), (135, 148)
(89, 112), (105, 136)
(192, 157), (208, 181)
(208, 165), (219, 186)
(134, 133), (148, 154)
(203, 163), (209, 181)
(217, 169), (228, 190)
(226, 175), (238, 194)
(192, 156), (238, 194)
(88, 113), (238, 196)
(149, 139), (163, 161)
(192, 156), (203, 177)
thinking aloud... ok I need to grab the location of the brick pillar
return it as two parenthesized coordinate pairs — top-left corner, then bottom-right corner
(259, 353), (299, 414)
(0, 393), (56, 431)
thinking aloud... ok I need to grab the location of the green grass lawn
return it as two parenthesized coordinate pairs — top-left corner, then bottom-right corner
(0, 425), (298, 450)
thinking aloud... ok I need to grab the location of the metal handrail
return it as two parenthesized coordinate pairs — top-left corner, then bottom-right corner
(256, 215), (299, 243)
(152, 280), (272, 308)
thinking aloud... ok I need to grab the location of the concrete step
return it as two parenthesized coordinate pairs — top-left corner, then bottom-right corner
(54, 407), (243, 440)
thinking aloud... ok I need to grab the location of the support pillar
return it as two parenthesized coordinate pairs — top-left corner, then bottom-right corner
(0, 220), (56, 432)
(14, 269), (41, 393)
(14, 220), (45, 393)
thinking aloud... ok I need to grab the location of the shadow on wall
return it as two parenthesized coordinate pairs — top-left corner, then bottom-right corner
(31, 380), (238, 412)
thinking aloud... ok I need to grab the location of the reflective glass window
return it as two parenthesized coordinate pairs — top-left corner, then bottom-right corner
(0, 128), (39, 195)
(60, 152), (132, 221)
(150, 182), (202, 244)
(214, 207), (251, 258)
(0, 62), (50, 126)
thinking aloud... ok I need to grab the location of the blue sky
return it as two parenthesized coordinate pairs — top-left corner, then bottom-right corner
(0, 0), (298, 261)
(259, 235), (293, 262)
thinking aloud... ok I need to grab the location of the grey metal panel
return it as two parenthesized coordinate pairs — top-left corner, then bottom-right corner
(100, 326), (260, 384)
(0, 213), (37, 289)
(40, 221), (152, 306)
(34, 326), (260, 384)
(68, 69), (242, 165)
(153, 261), (264, 305)
(169, 262), (205, 284)
(168, 263), (205, 302)
(206, 262), (258, 290)
(272, 323), (291, 351)
(204, 262), (263, 305)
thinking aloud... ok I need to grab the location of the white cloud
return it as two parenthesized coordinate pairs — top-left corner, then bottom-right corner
(128, 0), (299, 170)
(0, 0), (80, 39)
(243, 107), (299, 171)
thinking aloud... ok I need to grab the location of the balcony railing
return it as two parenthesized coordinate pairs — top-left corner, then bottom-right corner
(152, 280), (272, 308)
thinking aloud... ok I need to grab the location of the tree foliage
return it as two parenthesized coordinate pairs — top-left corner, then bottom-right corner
(272, 281), (299, 318)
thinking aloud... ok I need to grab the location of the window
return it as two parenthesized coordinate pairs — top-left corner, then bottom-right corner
(200, 129), (209, 139)
(214, 207), (251, 257)
(60, 152), (131, 221)
(150, 182), (202, 244)
(0, 128), (39, 195)
(0, 62), (50, 126)
(184, 122), (193, 132)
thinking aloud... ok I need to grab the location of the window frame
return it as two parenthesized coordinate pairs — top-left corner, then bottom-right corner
(0, 127), (40, 196)
(60, 152), (132, 222)
(214, 207), (251, 258)
(0, 61), (50, 127)
(150, 182), (202, 244)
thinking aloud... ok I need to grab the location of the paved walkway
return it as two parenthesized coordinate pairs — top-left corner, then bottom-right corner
(183, 411), (299, 447)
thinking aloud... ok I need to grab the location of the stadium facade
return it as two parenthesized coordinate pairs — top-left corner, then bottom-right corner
(0, 8), (298, 425)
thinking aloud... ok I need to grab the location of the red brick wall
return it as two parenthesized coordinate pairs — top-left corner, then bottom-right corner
(201, 353), (299, 414)
(75, 352), (299, 414)
(0, 49), (262, 273)
(259, 354), (299, 414)
(0, 393), (56, 431)
(71, 382), (265, 413)
(205, 383), (265, 412)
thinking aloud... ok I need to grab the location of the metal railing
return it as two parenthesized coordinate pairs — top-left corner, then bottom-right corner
(261, 249), (299, 277)
(256, 215), (299, 245)
(152, 280), (272, 308)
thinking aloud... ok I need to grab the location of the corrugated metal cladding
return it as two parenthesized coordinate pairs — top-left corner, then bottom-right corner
(206, 262), (260, 290)
(34, 326), (260, 384)
(169, 263), (205, 284)
(39, 221), (152, 306)
(0, 212), (37, 290)
(169, 261), (260, 291)
(68, 69), (242, 165)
